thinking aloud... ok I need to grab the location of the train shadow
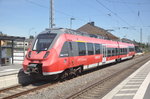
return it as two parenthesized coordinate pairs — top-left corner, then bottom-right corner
(17, 69), (36, 86)
(17, 69), (58, 87)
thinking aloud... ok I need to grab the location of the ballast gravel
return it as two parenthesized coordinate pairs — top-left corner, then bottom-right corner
(18, 54), (149, 99)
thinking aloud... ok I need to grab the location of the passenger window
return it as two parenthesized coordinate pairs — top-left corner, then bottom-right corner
(112, 48), (115, 56)
(107, 48), (111, 57)
(115, 48), (118, 55)
(120, 48), (122, 55)
(95, 44), (100, 54)
(78, 42), (86, 56)
(60, 42), (69, 57)
(69, 42), (73, 51)
(87, 43), (94, 55)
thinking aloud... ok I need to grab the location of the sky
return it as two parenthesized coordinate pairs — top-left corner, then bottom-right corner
(0, 0), (150, 43)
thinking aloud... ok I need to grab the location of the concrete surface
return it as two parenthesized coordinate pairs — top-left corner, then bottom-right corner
(102, 60), (150, 99)
(0, 64), (34, 90)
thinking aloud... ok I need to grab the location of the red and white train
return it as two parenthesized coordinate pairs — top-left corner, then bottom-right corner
(23, 28), (135, 79)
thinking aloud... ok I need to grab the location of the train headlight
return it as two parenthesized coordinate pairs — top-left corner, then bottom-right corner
(43, 51), (50, 58)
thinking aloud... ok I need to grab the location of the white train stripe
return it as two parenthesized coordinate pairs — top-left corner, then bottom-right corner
(83, 65), (88, 70)
(105, 59), (116, 64)
(43, 71), (63, 75)
(98, 62), (102, 66)
(83, 63), (98, 70)
(88, 63), (98, 68)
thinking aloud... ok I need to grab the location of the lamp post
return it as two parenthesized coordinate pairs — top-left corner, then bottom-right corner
(28, 28), (35, 38)
(70, 18), (75, 29)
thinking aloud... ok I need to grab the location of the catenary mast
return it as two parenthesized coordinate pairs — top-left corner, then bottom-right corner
(50, 0), (54, 28)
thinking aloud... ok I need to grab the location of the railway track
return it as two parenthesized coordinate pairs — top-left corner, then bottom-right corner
(66, 54), (150, 99)
(0, 81), (56, 99)
(0, 54), (145, 99)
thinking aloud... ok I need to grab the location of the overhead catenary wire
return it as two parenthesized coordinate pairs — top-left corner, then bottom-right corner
(25, 0), (87, 23)
(105, 0), (150, 5)
(81, 1), (123, 28)
(95, 0), (133, 28)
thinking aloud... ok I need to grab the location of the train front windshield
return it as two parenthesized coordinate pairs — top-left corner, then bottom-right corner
(32, 33), (57, 51)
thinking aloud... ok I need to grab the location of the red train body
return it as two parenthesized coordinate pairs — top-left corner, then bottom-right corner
(23, 28), (135, 79)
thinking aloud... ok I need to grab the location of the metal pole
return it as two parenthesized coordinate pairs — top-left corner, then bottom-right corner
(11, 40), (14, 64)
(23, 40), (25, 58)
(0, 40), (1, 66)
(28, 28), (34, 38)
(50, 0), (54, 28)
(70, 18), (72, 29)
(140, 28), (142, 44)
(148, 35), (150, 50)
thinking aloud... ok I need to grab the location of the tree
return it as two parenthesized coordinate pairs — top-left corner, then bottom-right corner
(29, 35), (34, 39)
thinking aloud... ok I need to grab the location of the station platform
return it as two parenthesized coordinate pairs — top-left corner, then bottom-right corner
(0, 64), (34, 90)
(102, 60), (150, 99)
(0, 64), (22, 76)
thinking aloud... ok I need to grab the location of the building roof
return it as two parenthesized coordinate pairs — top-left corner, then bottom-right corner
(77, 22), (119, 40)
(0, 35), (25, 41)
(121, 38), (134, 43)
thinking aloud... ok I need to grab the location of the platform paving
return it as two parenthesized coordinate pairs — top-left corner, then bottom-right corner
(102, 60), (150, 99)
(0, 64), (22, 76)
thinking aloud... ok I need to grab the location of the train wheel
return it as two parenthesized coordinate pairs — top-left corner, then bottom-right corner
(70, 67), (82, 78)
(68, 68), (76, 79)
(116, 58), (121, 63)
(76, 67), (82, 76)
(59, 70), (70, 81)
(131, 55), (135, 59)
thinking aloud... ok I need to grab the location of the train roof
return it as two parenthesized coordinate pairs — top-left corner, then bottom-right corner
(40, 28), (134, 45)
(40, 28), (113, 39)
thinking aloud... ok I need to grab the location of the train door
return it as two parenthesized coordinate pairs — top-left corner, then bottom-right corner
(68, 41), (78, 68)
(59, 42), (69, 69)
(68, 42), (74, 67)
(102, 45), (107, 63)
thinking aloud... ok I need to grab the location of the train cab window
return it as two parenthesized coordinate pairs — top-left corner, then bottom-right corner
(87, 43), (94, 55)
(78, 42), (86, 56)
(95, 44), (100, 54)
(60, 42), (69, 57)
(33, 33), (56, 51)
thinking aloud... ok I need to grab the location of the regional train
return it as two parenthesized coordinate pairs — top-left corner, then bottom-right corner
(23, 28), (135, 80)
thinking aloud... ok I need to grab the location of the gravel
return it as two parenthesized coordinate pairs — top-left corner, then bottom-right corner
(17, 54), (150, 99)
